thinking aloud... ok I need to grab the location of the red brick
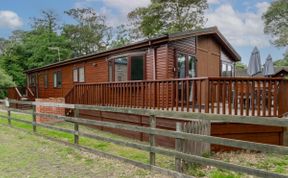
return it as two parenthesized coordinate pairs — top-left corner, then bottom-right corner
(36, 97), (65, 123)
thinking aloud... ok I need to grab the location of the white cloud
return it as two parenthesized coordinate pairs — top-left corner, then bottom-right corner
(206, 2), (271, 47)
(103, 0), (150, 13)
(102, 0), (150, 26)
(74, 0), (150, 26)
(207, 0), (220, 4)
(0, 10), (22, 29)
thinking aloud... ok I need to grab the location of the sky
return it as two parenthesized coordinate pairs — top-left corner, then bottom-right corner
(0, 0), (286, 65)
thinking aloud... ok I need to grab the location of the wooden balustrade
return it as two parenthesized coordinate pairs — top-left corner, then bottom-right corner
(65, 77), (288, 117)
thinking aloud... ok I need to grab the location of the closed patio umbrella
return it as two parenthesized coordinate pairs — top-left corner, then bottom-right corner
(263, 54), (275, 77)
(247, 47), (262, 76)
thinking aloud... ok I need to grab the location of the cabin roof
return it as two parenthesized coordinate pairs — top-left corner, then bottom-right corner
(26, 26), (241, 74)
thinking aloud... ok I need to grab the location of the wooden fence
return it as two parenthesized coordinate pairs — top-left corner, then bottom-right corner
(1, 99), (288, 178)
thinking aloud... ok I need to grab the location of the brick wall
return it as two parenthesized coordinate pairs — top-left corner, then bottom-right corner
(36, 97), (65, 123)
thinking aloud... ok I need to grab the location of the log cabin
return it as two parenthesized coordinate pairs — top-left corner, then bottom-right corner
(8, 26), (288, 151)
(25, 26), (240, 98)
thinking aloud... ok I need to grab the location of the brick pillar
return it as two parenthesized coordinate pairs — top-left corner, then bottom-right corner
(36, 97), (65, 123)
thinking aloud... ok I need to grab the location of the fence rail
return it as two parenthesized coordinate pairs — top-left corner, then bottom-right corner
(1, 99), (288, 178)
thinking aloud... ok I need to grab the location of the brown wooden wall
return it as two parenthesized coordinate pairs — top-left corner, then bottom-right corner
(197, 35), (221, 78)
(35, 57), (108, 98)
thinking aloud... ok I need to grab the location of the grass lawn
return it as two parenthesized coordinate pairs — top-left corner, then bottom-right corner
(0, 124), (167, 178)
(0, 110), (288, 178)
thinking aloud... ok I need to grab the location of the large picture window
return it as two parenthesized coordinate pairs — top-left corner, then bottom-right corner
(73, 67), (85, 82)
(176, 53), (197, 78)
(109, 54), (144, 82)
(53, 71), (62, 88)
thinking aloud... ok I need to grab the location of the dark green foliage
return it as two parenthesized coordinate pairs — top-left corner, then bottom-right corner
(235, 62), (247, 70)
(128, 0), (208, 38)
(263, 0), (288, 66)
(262, 0), (288, 48)
(0, 68), (15, 98)
(63, 8), (111, 56)
(274, 53), (288, 67)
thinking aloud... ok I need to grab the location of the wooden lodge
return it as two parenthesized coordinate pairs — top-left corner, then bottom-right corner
(7, 27), (288, 151)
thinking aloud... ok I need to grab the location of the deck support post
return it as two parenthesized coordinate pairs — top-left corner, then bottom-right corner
(175, 122), (184, 173)
(283, 127), (288, 146)
(74, 108), (79, 145)
(149, 115), (156, 166)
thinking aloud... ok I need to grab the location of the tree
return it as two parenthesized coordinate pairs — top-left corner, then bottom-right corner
(0, 11), (72, 86)
(31, 10), (59, 34)
(110, 25), (131, 48)
(128, 0), (208, 38)
(63, 8), (111, 56)
(274, 53), (288, 66)
(235, 62), (247, 70)
(0, 68), (15, 98)
(262, 0), (288, 47)
(262, 0), (288, 66)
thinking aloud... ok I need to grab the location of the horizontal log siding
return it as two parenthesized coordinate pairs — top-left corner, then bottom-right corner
(169, 36), (196, 54)
(156, 45), (169, 80)
(32, 57), (108, 98)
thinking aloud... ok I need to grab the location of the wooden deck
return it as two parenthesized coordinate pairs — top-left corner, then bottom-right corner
(65, 77), (288, 118)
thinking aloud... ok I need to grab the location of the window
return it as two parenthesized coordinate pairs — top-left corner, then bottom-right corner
(176, 53), (197, 78)
(73, 69), (78, 82)
(73, 67), (85, 82)
(188, 56), (197, 78)
(30, 74), (36, 86)
(115, 57), (128, 81)
(44, 74), (48, 88)
(177, 54), (186, 78)
(79, 67), (85, 82)
(221, 62), (234, 77)
(109, 55), (144, 82)
(53, 71), (62, 88)
(130, 56), (144, 80)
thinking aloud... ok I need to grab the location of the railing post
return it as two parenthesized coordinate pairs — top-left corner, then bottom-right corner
(74, 107), (79, 145)
(205, 79), (210, 113)
(149, 115), (156, 166)
(175, 122), (183, 173)
(32, 104), (36, 132)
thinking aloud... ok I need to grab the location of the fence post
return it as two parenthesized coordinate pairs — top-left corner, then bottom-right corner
(175, 122), (183, 173)
(149, 115), (156, 166)
(5, 98), (11, 126)
(7, 110), (11, 126)
(32, 104), (36, 132)
(74, 107), (79, 144)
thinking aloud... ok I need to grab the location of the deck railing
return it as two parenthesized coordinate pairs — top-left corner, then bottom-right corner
(65, 77), (288, 117)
